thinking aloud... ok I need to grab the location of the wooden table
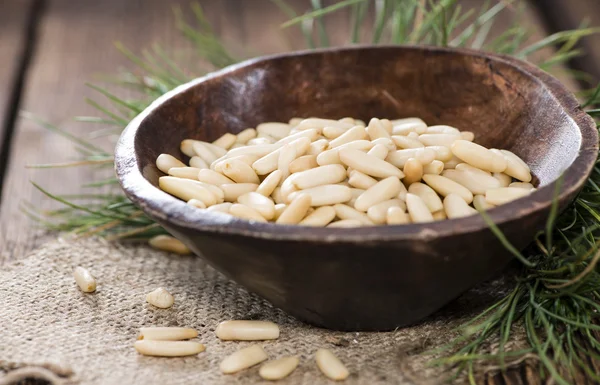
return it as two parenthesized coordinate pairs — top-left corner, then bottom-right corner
(0, 1), (598, 384)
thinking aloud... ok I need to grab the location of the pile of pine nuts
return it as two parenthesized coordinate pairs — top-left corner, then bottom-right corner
(134, 322), (349, 381)
(155, 117), (534, 226)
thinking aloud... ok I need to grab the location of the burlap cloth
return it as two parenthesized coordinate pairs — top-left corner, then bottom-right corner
(0, 237), (522, 385)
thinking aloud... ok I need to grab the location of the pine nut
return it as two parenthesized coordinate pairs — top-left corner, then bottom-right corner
(168, 167), (201, 180)
(339, 117), (356, 124)
(315, 349), (349, 381)
(288, 185), (352, 207)
(328, 126), (367, 148)
(213, 133), (237, 149)
(354, 177), (402, 212)
(473, 195), (495, 211)
(442, 169), (502, 195)
(339, 148), (404, 179)
(426, 146), (453, 162)
(367, 199), (406, 224)
(73, 266), (96, 293)
(366, 118), (391, 140)
(418, 133), (460, 147)
(146, 287), (175, 309)
(485, 187), (531, 205)
(386, 148), (436, 168)
(367, 144), (390, 160)
(274, 203), (287, 219)
(289, 117), (303, 126)
(407, 131), (420, 139)
(180, 139), (198, 157)
(391, 120), (427, 135)
(156, 154), (186, 174)
(201, 141), (228, 158)
(426, 125), (460, 134)
(406, 193), (434, 223)
(277, 193), (312, 224)
(222, 159), (260, 184)
(214, 154), (260, 173)
(380, 119), (393, 133)
(259, 356), (299, 380)
(238, 192), (276, 220)
(276, 128), (319, 145)
(308, 139), (329, 155)
(221, 183), (258, 202)
(491, 149), (532, 182)
(460, 131), (475, 141)
(422, 174), (473, 204)
(408, 182), (443, 212)
(455, 163), (492, 177)
(189, 156), (209, 169)
(334, 204), (373, 225)
(187, 199), (207, 209)
(278, 144), (297, 180)
(191, 141), (219, 163)
(387, 206), (410, 224)
(299, 206), (336, 226)
(289, 155), (318, 173)
(139, 327), (198, 341)
(134, 340), (205, 357)
(149, 235), (192, 255)
(257, 122), (291, 140)
(221, 345), (269, 374)
(253, 137), (310, 175)
(227, 144), (280, 159)
(198, 169), (234, 185)
(291, 164), (347, 190)
(348, 170), (377, 189)
(371, 137), (396, 151)
(451, 140), (507, 173)
(509, 182), (534, 189)
(248, 137), (274, 146)
(159, 176), (217, 205)
(444, 155), (462, 169)
(256, 170), (282, 197)
(432, 210), (447, 220)
(397, 181), (408, 201)
(216, 320), (279, 341)
(391, 135), (424, 149)
(423, 160), (444, 175)
(207, 202), (233, 213)
(229, 204), (268, 222)
(236, 128), (257, 144)
(493, 172), (512, 187)
(271, 187), (284, 204)
(349, 188), (365, 206)
(327, 219), (362, 228)
(323, 126), (348, 139)
(316, 140), (373, 165)
(403, 158), (423, 185)
(444, 194), (478, 219)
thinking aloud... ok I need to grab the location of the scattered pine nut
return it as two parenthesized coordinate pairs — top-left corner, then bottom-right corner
(146, 287), (175, 309)
(220, 345), (269, 374)
(73, 266), (96, 293)
(406, 193), (434, 223)
(299, 205), (336, 226)
(315, 348), (349, 381)
(259, 356), (299, 380)
(149, 235), (191, 255)
(215, 320), (279, 341)
(444, 194), (478, 219)
(134, 340), (205, 357)
(139, 327), (198, 341)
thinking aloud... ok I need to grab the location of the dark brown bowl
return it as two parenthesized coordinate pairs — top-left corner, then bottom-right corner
(115, 45), (597, 331)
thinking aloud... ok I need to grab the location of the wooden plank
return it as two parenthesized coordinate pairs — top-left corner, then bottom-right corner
(0, 0), (36, 196)
(532, 0), (600, 84)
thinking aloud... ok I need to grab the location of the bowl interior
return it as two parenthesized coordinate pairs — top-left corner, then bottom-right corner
(136, 47), (581, 191)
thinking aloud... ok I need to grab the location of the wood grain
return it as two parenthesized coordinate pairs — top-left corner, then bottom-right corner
(0, 0), (35, 194)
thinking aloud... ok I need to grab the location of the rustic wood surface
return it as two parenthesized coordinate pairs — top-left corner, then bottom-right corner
(0, 1), (598, 384)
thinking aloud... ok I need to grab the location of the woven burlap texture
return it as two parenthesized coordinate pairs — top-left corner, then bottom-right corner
(0, 237), (513, 385)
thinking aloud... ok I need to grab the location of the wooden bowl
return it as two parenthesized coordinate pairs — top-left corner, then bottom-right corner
(115, 46), (597, 331)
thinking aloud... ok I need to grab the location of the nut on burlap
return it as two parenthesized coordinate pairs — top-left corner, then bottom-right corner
(0, 238), (516, 384)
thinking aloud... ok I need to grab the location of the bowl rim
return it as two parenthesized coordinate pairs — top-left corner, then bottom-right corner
(115, 44), (598, 243)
